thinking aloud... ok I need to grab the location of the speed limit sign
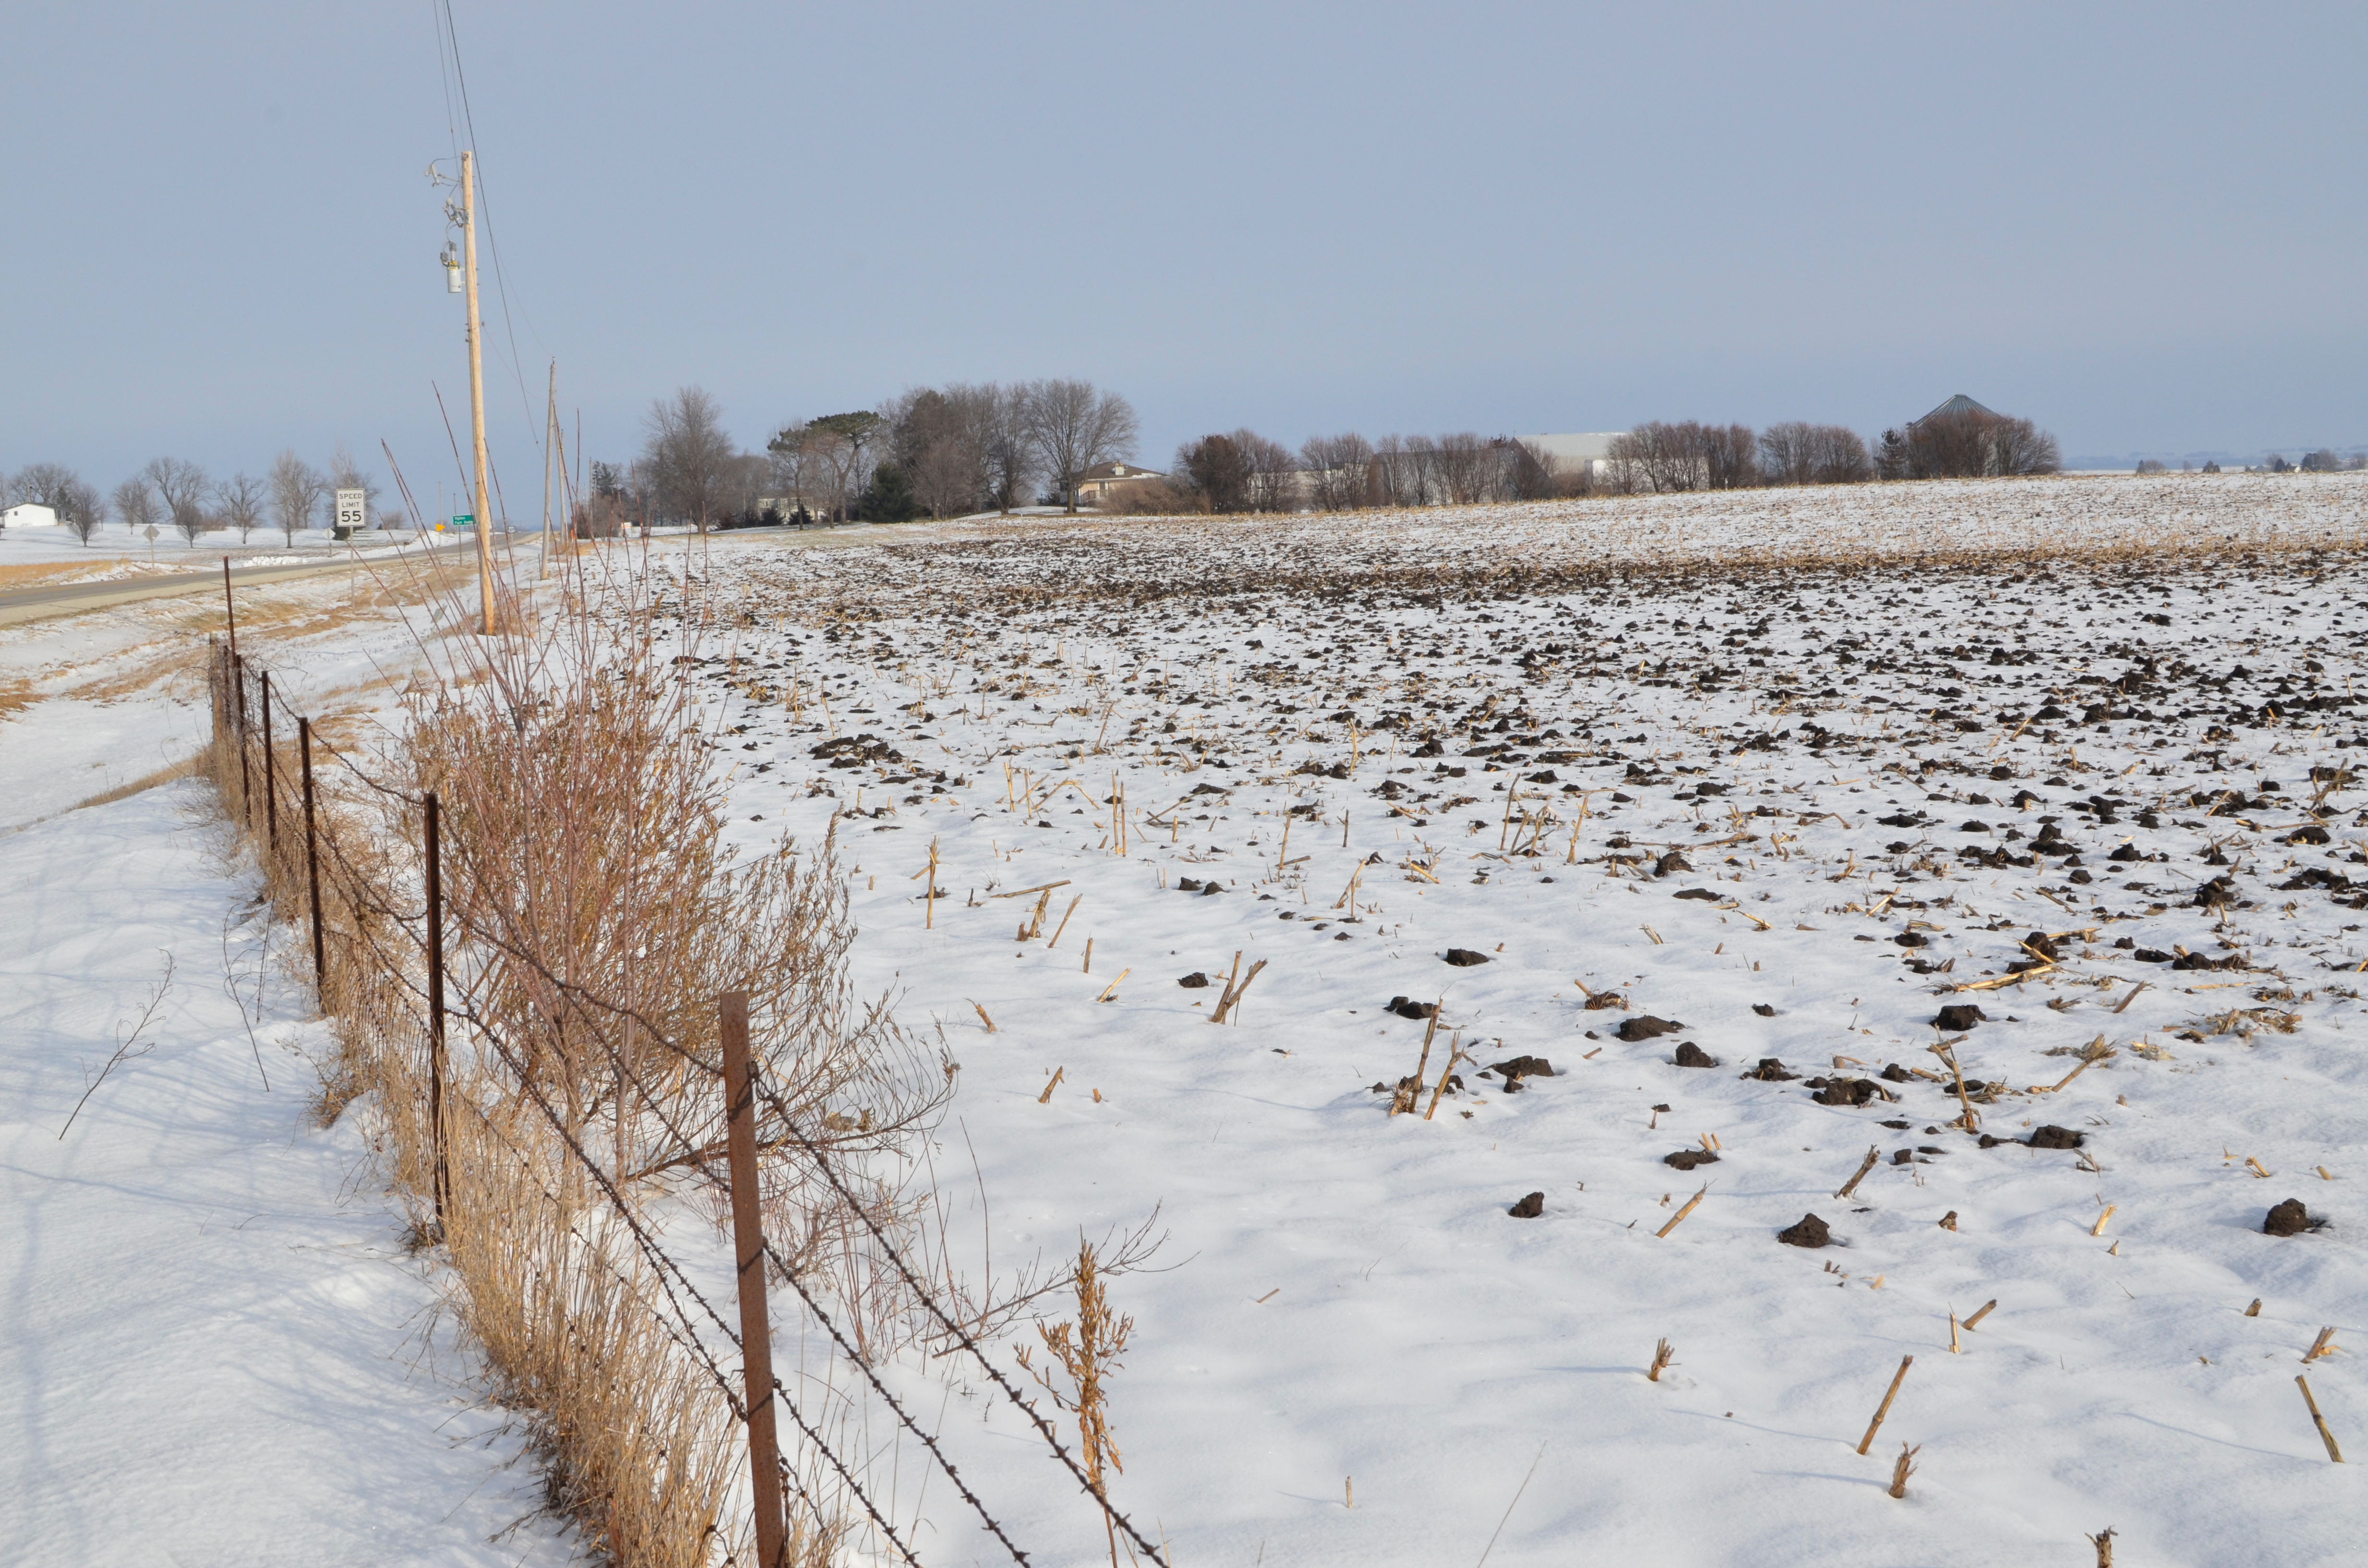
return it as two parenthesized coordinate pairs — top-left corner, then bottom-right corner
(335, 489), (367, 532)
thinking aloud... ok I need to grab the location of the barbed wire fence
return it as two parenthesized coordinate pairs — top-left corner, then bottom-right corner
(205, 632), (1170, 1568)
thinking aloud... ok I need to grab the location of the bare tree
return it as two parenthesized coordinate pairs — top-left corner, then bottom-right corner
(141, 457), (216, 545)
(887, 388), (990, 518)
(764, 410), (885, 525)
(1985, 416), (2060, 476)
(1173, 433), (1253, 513)
(1877, 407), (2060, 478)
(142, 457), (209, 539)
(12, 464), (105, 543)
(1606, 421), (1758, 492)
(270, 450), (328, 543)
(1298, 433), (1374, 510)
(1232, 429), (1298, 512)
(325, 445), (382, 528)
(1606, 425), (1688, 492)
(1431, 432), (1491, 503)
(1021, 380), (1139, 513)
(942, 382), (1036, 515)
(61, 479), (105, 544)
(11, 461), (76, 514)
(766, 421), (856, 524)
(1370, 436), (1418, 507)
(113, 477), (159, 539)
(1759, 423), (1870, 485)
(644, 386), (741, 529)
(1701, 424), (1759, 490)
(216, 473), (265, 543)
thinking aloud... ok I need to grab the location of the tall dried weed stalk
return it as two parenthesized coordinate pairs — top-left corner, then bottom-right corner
(1019, 1240), (1134, 1568)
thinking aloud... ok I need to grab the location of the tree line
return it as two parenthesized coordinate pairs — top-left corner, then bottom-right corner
(616, 379), (1140, 529)
(0, 449), (389, 547)
(1129, 404), (2060, 514)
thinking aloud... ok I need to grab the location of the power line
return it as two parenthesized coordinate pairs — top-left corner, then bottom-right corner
(434, 0), (546, 466)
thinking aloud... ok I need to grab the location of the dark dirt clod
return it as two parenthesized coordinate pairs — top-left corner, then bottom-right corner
(2027, 1125), (2085, 1150)
(1752, 1003), (1777, 1017)
(1880, 1064), (1912, 1083)
(1443, 948), (1491, 966)
(1618, 1015), (1684, 1041)
(1935, 1004), (1987, 1031)
(1664, 1149), (1720, 1170)
(1778, 1213), (1832, 1248)
(1653, 851), (1692, 878)
(1489, 1054), (1555, 1085)
(1809, 1077), (1878, 1107)
(1742, 1057), (1799, 1081)
(1178, 972), (1210, 988)
(1673, 888), (1720, 901)
(1508, 1191), (1546, 1219)
(1672, 1041), (1721, 1069)
(1386, 996), (1439, 1019)
(2264, 1198), (2318, 1237)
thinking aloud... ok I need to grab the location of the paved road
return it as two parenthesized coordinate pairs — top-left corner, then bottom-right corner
(0, 520), (956, 631)
(0, 539), (500, 629)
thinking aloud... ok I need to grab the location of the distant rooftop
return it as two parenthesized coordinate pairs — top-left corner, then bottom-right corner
(1912, 394), (1998, 424)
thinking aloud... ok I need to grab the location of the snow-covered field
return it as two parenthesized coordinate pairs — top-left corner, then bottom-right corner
(7, 472), (2367, 1565)
(666, 474), (2368, 1566)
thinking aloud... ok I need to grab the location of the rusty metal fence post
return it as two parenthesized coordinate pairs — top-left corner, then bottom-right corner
(424, 789), (451, 1227)
(300, 716), (327, 1009)
(259, 670), (278, 851)
(720, 991), (788, 1568)
(233, 654), (252, 820)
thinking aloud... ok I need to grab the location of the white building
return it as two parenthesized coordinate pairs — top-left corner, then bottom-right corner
(1, 502), (60, 530)
(1074, 461), (1169, 506)
(1513, 433), (1627, 482)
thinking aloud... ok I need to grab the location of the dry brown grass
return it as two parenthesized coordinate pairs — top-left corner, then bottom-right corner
(65, 754), (200, 812)
(195, 546), (980, 1564)
(0, 562), (106, 588)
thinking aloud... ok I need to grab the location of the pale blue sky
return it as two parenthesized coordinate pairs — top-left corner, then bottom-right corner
(5, 2), (2364, 503)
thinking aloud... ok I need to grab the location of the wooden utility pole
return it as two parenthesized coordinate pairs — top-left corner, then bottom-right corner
(539, 359), (557, 580)
(459, 150), (497, 634)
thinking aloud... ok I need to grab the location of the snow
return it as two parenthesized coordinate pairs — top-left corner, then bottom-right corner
(653, 477), (2366, 1565)
(7, 473), (2365, 1564)
(0, 781), (571, 1565)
